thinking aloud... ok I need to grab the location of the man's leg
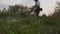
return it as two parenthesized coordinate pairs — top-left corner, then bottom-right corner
(35, 6), (42, 17)
(35, 8), (39, 17)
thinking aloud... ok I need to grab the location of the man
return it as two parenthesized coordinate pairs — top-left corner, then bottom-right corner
(34, 0), (42, 17)
(34, 0), (40, 7)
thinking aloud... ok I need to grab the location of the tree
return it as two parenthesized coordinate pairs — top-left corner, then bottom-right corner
(8, 5), (20, 14)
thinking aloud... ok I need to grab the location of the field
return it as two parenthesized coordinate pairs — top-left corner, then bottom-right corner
(0, 12), (60, 34)
(0, 4), (60, 34)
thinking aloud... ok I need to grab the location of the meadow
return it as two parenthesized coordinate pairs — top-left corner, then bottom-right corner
(0, 4), (60, 34)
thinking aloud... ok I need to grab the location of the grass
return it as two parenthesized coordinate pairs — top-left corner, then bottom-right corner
(0, 13), (60, 34)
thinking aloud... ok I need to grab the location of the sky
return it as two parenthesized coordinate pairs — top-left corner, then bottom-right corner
(0, 0), (60, 16)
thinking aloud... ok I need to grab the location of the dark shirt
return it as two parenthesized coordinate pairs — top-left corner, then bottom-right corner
(35, 0), (40, 7)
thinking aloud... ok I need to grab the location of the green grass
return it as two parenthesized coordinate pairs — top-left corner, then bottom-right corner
(0, 13), (60, 34)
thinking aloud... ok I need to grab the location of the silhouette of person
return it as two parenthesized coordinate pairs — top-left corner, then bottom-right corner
(34, 0), (42, 17)
(34, 0), (40, 7)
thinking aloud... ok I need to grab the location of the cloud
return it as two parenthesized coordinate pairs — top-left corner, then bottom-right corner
(39, 0), (57, 16)
(0, 0), (22, 5)
(0, 0), (59, 16)
(21, 0), (35, 6)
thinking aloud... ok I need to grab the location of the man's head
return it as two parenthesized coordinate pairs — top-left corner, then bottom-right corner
(34, 0), (38, 1)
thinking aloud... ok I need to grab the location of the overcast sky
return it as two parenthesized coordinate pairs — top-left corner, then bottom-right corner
(0, 0), (60, 16)
(0, 0), (35, 6)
